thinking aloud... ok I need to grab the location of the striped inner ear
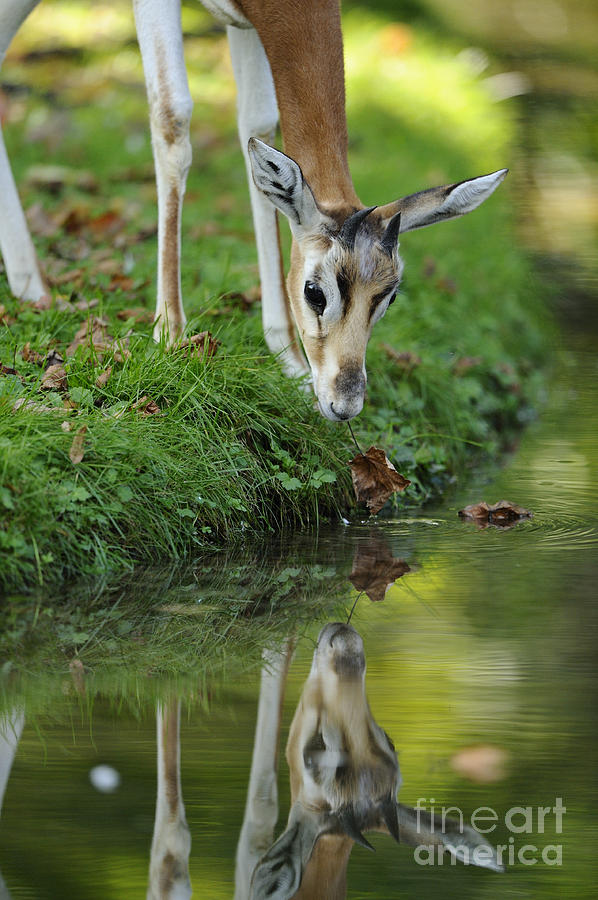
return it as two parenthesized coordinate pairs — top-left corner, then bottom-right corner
(247, 137), (320, 230)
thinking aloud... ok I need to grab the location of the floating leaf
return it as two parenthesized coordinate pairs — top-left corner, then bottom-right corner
(69, 425), (87, 465)
(450, 745), (510, 784)
(349, 446), (410, 515)
(458, 499), (532, 528)
(350, 538), (411, 602)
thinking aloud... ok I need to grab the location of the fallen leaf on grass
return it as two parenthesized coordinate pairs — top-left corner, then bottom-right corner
(95, 366), (112, 388)
(69, 425), (87, 464)
(178, 331), (220, 359)
(350, 538), (411, 602)
(382, 344), (422, 373)
(24, 164), (98, 194)
(66, 316), (130, 360)
(453, 356), (483, 375)
(349, 446), (411, 515)
(458, 500), (532, 527)
(41, 364), (67, 391)
(450, 744), (510, 783)
(116, 307), (153, 323)
(13, 398), (62, 414)
(107, 273), (136, 292)
(0, 364), (22, 380)
(132, 395), (160, 416)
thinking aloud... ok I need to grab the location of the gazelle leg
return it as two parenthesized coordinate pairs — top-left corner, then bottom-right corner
(0, 0), (47, 301)
(227, 26), (308, 378)
(133, 0), (192, 343)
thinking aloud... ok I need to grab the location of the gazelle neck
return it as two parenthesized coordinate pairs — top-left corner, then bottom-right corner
(292, 835), (352, 900)
(236, 0), (360, 207)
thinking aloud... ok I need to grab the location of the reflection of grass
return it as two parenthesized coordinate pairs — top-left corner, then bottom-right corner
(0, 551), (350, 717)
(0, 1), (548, 590)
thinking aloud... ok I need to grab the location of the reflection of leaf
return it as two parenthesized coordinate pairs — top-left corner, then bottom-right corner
(450, 744), (510, 783)
(458, 499), (532, 528)
(69, 425), (87, 465)
(349, 446), (410, 515)
(350, 539), (411, 602)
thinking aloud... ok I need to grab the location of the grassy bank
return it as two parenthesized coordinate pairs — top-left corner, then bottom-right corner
(0, 2), (549, 591)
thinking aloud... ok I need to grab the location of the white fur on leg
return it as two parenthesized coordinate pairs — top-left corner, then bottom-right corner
(227, 26), (308, 378)
(0, 0), (46, 301)
(134, 0), (192, 343)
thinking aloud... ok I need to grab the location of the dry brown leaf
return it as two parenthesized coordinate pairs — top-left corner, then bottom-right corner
(21, 342), (45, 366)
(47, 267), (84, 288)
(178, 331), (220, 359)
(132, 395), (160, 416)
(95, 366), (112, 388)
(73, 298), (99, 312)
(13, 398), (61, 414)
(66, 316), (125, 358)
(453, 356), (483, 375)
(69, 424), (87, 464)
(350, 538), (411, 602)
(32, 294), (53, 311)
(450, 745), (510, 784)
(349, 446), (411, 515)
(382, 344), (422, 372)
(458, 499), (532, 528)
(41, 363), (67, 391)
(1, 363), (21, 379)
(24, 164), (98, 194)
(116, 306), (153, 323)
(107, 273), (135, 292)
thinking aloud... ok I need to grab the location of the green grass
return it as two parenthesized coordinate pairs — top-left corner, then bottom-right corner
(0, 2), (550, 592)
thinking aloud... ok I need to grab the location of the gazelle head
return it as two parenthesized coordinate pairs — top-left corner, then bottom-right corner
(248, 138), (507, 421)
(249, 622), (503, 899)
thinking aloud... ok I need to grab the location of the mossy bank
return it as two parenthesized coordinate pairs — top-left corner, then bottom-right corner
(0, 3), (550, 591)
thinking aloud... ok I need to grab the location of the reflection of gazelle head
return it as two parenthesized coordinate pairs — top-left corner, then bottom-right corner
(249, 139), (507, 421)
(250, 623), (503, 899)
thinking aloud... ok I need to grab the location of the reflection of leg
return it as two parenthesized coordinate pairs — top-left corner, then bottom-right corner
(0, 0), (47, 301)
(133, 0), (192, 342)
(234, 641), (294, 900)
(227, 26), (308, 378)
(147, 701), (192, 900)
(0, 709), (24, 900)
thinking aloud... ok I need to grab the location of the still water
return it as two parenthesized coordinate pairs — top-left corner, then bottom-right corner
(1, 337), (597, 898)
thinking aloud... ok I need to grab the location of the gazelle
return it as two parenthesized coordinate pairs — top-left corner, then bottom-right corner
(0, 0), (507, 420)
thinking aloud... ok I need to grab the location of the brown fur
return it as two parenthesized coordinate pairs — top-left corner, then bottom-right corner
(235, 0), (359, 207)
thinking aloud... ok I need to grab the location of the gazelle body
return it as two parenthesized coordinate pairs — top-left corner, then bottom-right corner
(0, 0), (507, 419)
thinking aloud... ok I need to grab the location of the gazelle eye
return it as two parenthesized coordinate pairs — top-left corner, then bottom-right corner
(388, 291), (397, 306)
(304, 281), (327, 316)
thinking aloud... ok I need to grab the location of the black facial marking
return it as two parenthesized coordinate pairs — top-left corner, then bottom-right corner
(369, 282), (399, 320)
(336, 267), (352, 316)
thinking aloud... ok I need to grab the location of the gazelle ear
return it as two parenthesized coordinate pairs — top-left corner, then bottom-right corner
(247, 138), (325, 238)
(378, 169), (508, 237)
(396, 803), (504, 872)
(249, 803), (324, 900)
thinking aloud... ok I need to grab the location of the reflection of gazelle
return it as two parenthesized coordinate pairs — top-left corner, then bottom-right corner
(249, 623), (503, 899)
(147, 702), (192, 900)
